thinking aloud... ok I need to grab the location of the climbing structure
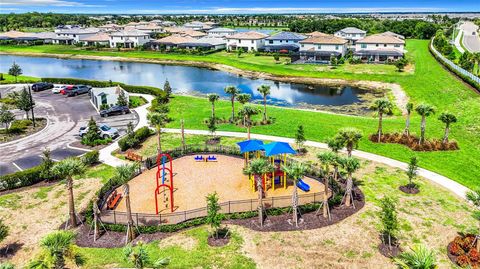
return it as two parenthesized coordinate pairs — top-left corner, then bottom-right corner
(154, 153), (174, 214)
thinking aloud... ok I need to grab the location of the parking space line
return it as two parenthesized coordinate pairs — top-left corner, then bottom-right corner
(37, 155), (60, 162)
(12, 162), (23, 172)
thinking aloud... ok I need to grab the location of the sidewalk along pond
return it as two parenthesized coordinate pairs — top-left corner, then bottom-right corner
(0, 54), (385, 115)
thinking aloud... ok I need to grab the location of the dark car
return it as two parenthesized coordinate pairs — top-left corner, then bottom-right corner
(32, 82), (54, 92)
(66, 85), (92, 97)
(100, 105), (130, 117)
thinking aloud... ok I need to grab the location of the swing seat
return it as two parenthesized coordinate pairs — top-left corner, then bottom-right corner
(194, 156), (204, 161)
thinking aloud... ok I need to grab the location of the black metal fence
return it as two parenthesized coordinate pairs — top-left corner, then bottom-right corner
(100, 191), (324, 226)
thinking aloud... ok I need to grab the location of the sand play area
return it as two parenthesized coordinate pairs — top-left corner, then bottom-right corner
(114, 154), (324, 214)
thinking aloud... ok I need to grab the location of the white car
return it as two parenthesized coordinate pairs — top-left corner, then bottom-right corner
(51, 85), (69, 94)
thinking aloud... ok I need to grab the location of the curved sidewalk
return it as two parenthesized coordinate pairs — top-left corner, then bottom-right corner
(160, 128), (471, 200)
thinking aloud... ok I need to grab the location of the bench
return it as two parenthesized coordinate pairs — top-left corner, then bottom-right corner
(194, 155), (204, 162)
(107, 190), (122, 210)
(125, 150), (143, 162)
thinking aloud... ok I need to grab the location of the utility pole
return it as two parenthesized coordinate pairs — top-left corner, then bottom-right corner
(28, 85), (36, 128)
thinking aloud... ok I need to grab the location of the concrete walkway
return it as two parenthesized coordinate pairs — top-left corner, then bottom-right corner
(454, 28), (465, 54)
(98, 93), (155, 167)
(160, 128), (471, 200)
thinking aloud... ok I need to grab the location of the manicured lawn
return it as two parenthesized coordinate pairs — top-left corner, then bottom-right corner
(76, 227), (256, 269)
(129, 95), (147, 108)
(1, 40), (479, 189)
(0, 73), (40, 84)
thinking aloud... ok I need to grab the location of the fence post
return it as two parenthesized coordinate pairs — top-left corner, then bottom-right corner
(184, 211), (187, 222)
(136, 213), (139, 226)
(159, 214), (162, 225)
(228, 201), (231, 214)
(113, 211), (116, 224)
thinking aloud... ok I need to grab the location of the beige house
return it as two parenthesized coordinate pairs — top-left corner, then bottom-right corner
(334, 27), (367, 46)
(297, 34), (348, 62)
(226, 31), (269, 51)
(80, 33), (110, 46)
(354, 32), (405, 62)
(150, 35), (197, 49)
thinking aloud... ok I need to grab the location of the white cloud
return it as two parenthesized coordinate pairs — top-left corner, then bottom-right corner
(0, 0), (104, 7)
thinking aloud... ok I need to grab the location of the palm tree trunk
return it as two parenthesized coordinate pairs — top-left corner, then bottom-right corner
(345, 174), (353, 207)
(404, 112), (410, 136)
(377, 113), (383, 142)
(419, 116), (426, 145)
(323, 174), (329, 218)
(157, 128), (162, 154)
(125, 185), (135, 244)
(263, 96), (267, 122)
(443, 124), (450, 144)
(256, 175), (264, 227)
(212, 103), (215, 119)
(54, 254), (65, 269)
(25, 110), (30, 120)
(67, 176), (77, 228)
(292, 183), (298, 227)
(247, 117), (251, 139)
(231, 97), (235, 122)
(347, 144), (352, 157)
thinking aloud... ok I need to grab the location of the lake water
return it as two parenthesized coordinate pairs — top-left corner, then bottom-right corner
(0, 54), (369, 108)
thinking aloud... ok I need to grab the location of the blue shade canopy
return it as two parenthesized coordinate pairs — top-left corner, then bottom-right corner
(262, 142), (297, 156)
(237, 140), (264, 153)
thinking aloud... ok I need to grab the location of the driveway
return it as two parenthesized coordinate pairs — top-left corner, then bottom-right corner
(460, 21), (480, 53)
(0, 84), (138, 176)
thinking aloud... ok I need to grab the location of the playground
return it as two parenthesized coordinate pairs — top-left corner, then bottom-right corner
(112, 141), (325, 215)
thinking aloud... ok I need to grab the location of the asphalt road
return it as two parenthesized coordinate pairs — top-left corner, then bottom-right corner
(461, 21), (480, 53)
(0, 85), (138, 176)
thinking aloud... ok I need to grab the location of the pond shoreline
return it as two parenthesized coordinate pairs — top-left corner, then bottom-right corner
(0, 51), (408, 114)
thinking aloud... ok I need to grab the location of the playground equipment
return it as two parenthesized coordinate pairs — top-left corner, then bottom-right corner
(297, 178), (310, 192)
(194, 155), (218, 162)
(237, 140), (264, 166)
(154, 153), (174, 214)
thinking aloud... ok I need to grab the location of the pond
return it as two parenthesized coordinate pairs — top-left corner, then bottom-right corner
(0, 54), (382, 112)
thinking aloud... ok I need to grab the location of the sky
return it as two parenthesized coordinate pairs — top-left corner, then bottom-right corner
(1, 0), (479, 14)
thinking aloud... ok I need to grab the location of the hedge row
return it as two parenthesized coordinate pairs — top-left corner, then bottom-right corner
(0, 165), (49, 191)
(429, 41), (480, 91)
(41, 77), (168, 99)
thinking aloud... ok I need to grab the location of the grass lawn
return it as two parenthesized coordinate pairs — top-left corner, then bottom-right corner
(0, 73), (40, 84)
(1, 40), (479, 189)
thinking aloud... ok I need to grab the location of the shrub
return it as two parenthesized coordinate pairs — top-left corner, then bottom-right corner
(134, 126), (152, 141)
(118, 126), (152, 151)
(8, 119), (32, 133)
(0, 165), (45, 191)
(81, 150), (99, 165)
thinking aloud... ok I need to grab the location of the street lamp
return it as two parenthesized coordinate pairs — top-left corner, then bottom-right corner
(27, 84), (36, 128)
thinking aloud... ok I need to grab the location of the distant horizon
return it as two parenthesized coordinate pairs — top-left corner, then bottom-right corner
(1, 0), (479, 14)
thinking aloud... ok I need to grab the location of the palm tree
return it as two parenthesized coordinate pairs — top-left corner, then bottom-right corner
(224, 86), (240, 122)
(438, 112), (457, 144)
(52, 158), (86, 228)
(466, 189), (480, 252)
(281, 162), (307, 227)
(243, 158), (274, 227)
(207, 93), (220, 118)
(317, 151), (336, 219)
(339, 157), (360, 207)
(148, 112), (168, 154)
(336, 128), (363, 157)
(34, 231), (80, 269)
(403, 102), (414, 136)
(327, 136), (343, 182)
(394, 244), (437, 269)
(114, 163), (140, 244)
(370, 99), (393, 142)
(257, 84), (271, 123)
(415, 104), (436, 145)
(472, 52), (480, 76)
(236, 93), (251, 105)
(238, 105), (260, 139)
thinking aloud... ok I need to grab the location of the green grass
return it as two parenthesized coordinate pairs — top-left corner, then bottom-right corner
(76, 227), (256, 269)
(0, 73), (40, 84)
(78, 164), (116, 183)
(1, 40), (479, 189)
(128, 95), (147, 108)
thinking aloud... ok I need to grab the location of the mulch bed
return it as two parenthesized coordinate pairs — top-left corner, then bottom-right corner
(0, 118), (47, 144)
(446, 234), (480, 268)
(399, 185), (420, 194)
(378, 242), (402, 258)
(207, 235), (230, 247)
(369, 133), (459, 152)
(69, 141), (109, 151)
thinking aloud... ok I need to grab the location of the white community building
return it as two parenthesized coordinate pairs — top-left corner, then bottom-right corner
(90, 86), (129, 111)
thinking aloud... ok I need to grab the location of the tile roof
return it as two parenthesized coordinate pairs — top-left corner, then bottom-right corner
(110, 30), (150, 37)
(266, 31), (306, 40)
(356, 33), (405, 44)
(207, 27), (237, 33)
(181, 30), (207, 38)
(337, 27), (367, 34)
(80, 33), (110, 42)
(299, 35), (347, 45)
(307, 31), (330, 37)
(227, 31), (269, 40)
(153, 34), (197, 44)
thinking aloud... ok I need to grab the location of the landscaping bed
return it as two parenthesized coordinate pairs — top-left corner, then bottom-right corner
(447, 234), (480, 268)
(368, 133), (459, 151)
(0, 118), (46, 143)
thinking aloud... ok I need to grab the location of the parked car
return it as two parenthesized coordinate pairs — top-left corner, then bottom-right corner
(79, 124), (119, 139)
(60, 85), (74, 95)
(66, 85), (92, 97)
(32, 82), (54, 92)
(100, 105), (130, 117)
(52, 85), (70, 94)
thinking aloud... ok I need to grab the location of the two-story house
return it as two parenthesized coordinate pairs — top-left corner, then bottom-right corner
(296, 34), (348, 62)
(262, 31), (306, 52)
(354, 32), (405, 62)
(207, 27), (237, 37)
(226, 31), (268, 51)
(109, 30), (150, 48)
(334, 27), (367, 46)
(53, 27), (99, 44)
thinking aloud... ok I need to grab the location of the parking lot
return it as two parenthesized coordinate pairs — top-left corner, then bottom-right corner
(0, 84), (138, 176)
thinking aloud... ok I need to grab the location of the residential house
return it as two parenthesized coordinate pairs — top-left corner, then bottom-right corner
(263, 31), (306, 53)
(294, 34), (348, 63)
(178, 37), (227, 50)
(207, 27), (237, 37)
(226, 31), (269, 51)
(0, 30), (56, 43)
(354, 32), (405, 62)
(135, 24), (164, 37)
(90, 86), (129, 111)
(381, 31), (405, 40)
(181, 30), (207, 39)
(80, 33), (110, 46)
(334, 27), (367, 46)
(53, 27), (100, 44)
(109, 30), (150, 48)
(98, 23), (124, 32)
(149, 35), (197, 50)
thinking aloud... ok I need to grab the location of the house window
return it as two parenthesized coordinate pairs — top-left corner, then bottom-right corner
(394, 44), (401, 47)
(280, 40), (282, 43)
(361, 44), (367, 49)
(301, 44), (304, 48)
(101, 94), (107, 105)
(269, 40), (273, 44)
(335, 45), (339, 50)
(238, 39), (241, 43)
(376, 44), (379, 47)
(251, 40), (254, 44)
(384, 44), (387, 47)
(317, 45), (322, 49)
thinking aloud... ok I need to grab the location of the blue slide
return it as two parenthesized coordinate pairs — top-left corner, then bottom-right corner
(297, 179), (310, 192)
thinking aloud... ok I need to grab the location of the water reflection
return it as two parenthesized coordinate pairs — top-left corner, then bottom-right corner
(0, 55), (365, 107)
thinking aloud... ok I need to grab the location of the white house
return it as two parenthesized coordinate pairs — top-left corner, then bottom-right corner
(354, 32), (405, 62)
(109, 30), (150, 48)
(207, 27), (237, 37)
(263, 31), (306, 52)
(334, 27), (367, 46)
(90, 86), (129, 111)
(53, 27), (100, 44)
(80, 33), (110, 46)
(297, 34), (348, 62)
(226, 31), (269, 51)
